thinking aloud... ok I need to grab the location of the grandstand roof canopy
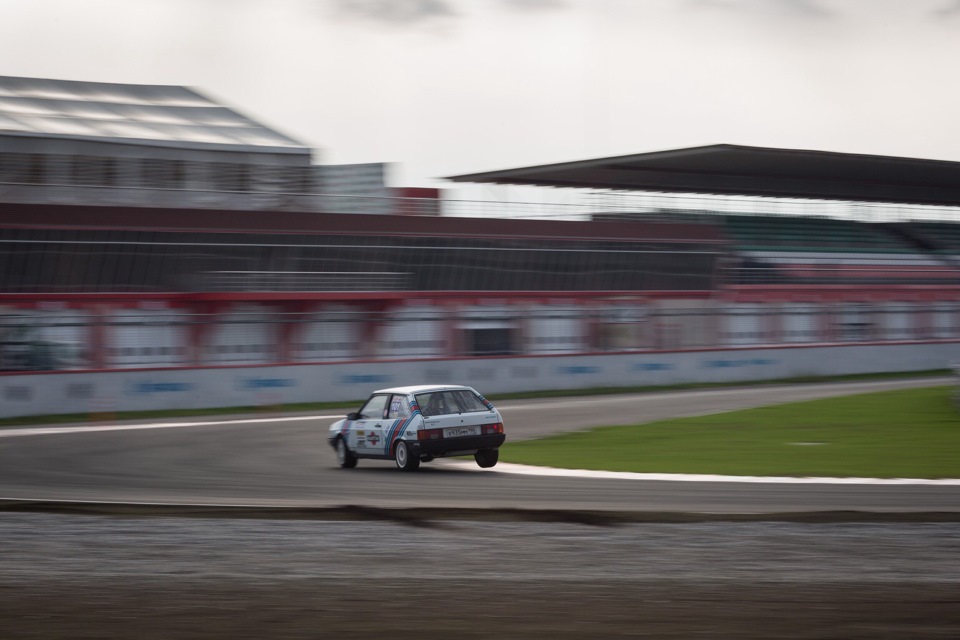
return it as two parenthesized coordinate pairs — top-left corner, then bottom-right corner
(0, 76), (309, 154)
(447, 144), (960, 207)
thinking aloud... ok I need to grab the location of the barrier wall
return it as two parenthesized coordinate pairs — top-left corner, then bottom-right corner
(1, 341), (958, 419)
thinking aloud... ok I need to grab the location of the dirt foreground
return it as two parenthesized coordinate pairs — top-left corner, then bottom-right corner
(6, 580), (960, 640)
(2, 512), (959, 639)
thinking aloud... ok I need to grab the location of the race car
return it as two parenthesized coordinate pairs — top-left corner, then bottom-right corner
(328, 384), (506, 471)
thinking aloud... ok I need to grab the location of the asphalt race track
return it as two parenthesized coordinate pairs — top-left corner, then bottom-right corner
(4, 377), (960, 640)
(1, 377), (957, 514)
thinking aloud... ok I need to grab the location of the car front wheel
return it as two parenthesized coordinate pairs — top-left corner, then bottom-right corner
(336, 437), (357, 469)
(475, 449), (499, 468)
(394, 440), (420, 472)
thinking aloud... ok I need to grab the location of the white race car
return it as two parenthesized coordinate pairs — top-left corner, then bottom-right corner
(328, 384), (506, 471)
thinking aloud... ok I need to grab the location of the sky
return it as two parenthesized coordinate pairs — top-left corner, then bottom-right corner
(2, 0), (960, 194)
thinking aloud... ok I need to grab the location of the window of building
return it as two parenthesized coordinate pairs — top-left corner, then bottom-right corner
(141, 159), (184, 189)
(210, 162), (250, 192)
(0, 153), (45, 184)
(464, 328), (516, 356)
(72, 156), (116, 186)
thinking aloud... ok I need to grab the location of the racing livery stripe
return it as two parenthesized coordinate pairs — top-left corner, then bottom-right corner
(383, 418), (401, 456)
(384, 409), (421, 456)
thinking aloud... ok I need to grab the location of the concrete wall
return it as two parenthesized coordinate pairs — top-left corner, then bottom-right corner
(2, 341), (958, 419)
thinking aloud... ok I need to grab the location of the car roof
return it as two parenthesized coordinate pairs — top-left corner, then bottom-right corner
(372, 384), (474, 395)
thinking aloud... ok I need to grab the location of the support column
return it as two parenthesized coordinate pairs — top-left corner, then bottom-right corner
(87, 305), (108, 370)
(583, 299), (602, 351)
(356, 301), (391, 360)
(442, 299), (462, 358)
(187, 301), (226, 366)
(513, 301), (530, 356)
(276, 301), (312, 364)
(764, 302), (782, 344)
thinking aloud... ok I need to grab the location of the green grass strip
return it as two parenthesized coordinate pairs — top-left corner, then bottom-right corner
(501, 386), (960, 479)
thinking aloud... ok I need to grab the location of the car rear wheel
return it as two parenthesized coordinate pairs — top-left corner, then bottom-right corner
(336, 437), (357, 469)
(394, 440), (420, 472)
(475, 449), (499, 468)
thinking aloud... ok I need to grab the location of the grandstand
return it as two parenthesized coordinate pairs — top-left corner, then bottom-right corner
(3, 78), (960, 374)
(0, 201), (725, 367)
(896, 221), (960, 255)
(718, 215), (959, 285)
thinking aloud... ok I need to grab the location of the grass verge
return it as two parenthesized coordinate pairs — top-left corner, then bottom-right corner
(500, 386), (960, 479)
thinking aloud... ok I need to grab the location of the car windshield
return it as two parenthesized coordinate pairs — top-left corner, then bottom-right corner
(415, 390), (488, 416)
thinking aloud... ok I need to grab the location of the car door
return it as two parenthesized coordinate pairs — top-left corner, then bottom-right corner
(381, 393), (415, 456)
(352, 394), (389, 456)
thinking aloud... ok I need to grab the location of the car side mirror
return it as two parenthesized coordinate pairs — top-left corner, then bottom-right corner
(346, 412), (359, 421)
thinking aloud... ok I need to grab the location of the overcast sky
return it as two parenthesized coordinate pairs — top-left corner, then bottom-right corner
(2, 0), (960, 192)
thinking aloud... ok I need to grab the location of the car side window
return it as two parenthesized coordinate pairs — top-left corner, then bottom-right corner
(358, 394), (389, 420)
(387, 394), (411, 419)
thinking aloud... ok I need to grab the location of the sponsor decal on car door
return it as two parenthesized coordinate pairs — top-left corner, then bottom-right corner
(381, 394), (418, 456)
(354, 394), (388, 456)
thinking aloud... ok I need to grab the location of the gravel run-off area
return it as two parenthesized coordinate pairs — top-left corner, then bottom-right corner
(3, 513), (960, 639)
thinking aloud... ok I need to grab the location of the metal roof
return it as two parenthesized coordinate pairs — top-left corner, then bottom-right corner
(0, 76), (309, 154)
(446, 144), (960, 207)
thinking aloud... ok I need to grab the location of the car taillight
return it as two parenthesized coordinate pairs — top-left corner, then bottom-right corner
(482, 423), (503, 435)
(418, 428), (444, 441)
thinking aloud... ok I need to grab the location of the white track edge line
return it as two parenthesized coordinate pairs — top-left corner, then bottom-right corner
(0, 414), (343, 438)
(433, 460), (960, 485)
